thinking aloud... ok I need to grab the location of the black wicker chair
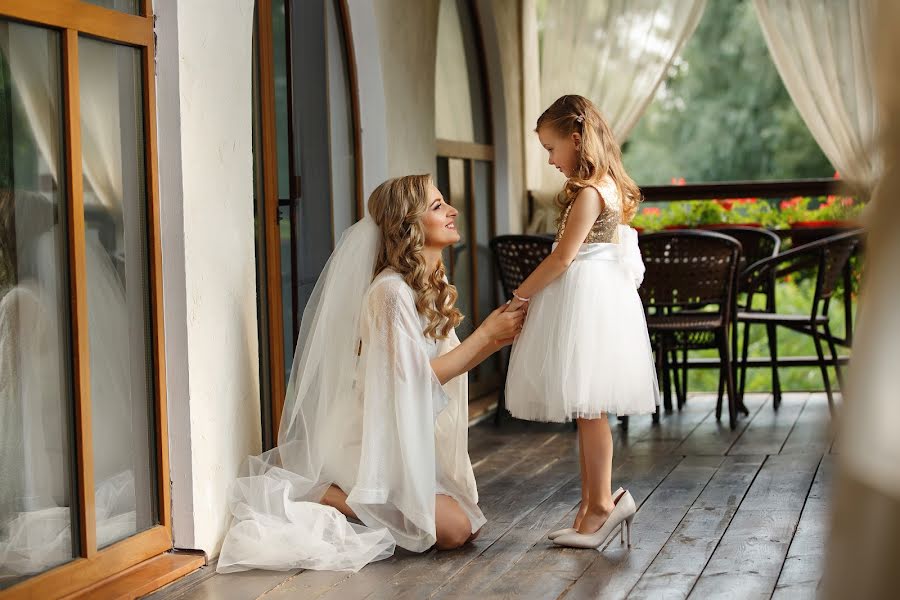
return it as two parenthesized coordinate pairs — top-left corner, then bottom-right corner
(738, 229), (863, 414)
(638, 231), (744, 429)
(788, 225), (862, 348)
(717, 227), (783, 409)
(489, 234), (554, 425)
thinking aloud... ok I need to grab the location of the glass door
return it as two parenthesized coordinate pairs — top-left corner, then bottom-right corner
(253, 0), (361, 444)
(0, 1), (184, 596)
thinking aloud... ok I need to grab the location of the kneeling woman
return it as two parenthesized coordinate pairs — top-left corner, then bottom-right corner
(217, 175), (524, 573)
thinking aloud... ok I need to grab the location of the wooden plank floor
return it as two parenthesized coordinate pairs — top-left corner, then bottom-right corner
(148, 393), (835, 600)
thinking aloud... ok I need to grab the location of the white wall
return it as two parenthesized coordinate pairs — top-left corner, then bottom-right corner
(478, 0), (527, 234)
(155, 0), (260, 557)
(350, 0), (525, 231)
(365, 0), (441, 178)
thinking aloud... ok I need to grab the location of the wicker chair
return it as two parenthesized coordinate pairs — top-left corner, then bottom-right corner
(738, 229), (863, 414)
(788, 225), (861, 348)
(715, 227), (783, 409)
(489, 235), (554, 425)
(638, 231), (743, 429)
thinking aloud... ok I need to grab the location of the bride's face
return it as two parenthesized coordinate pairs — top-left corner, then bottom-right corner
(420, 183), (460, 249)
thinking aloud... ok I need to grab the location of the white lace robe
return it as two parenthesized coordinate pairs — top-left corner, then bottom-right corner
(217, 270), (485, 573)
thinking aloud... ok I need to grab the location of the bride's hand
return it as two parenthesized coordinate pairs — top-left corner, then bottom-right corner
(478, 304), (525, 345)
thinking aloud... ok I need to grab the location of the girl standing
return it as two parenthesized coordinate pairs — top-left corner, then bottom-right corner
(505, 95), (659, 549)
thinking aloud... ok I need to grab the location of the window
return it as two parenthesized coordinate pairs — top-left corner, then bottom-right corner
(0, 1), (191, 596)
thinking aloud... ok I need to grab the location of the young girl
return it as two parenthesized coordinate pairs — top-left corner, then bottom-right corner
(505, 94), (659, 550)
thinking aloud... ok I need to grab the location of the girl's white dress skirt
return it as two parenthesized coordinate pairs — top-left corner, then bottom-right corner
(505, 231), (660, 422)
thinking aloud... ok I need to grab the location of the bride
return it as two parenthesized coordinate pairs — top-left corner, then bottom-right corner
(217, 175), (524, 573)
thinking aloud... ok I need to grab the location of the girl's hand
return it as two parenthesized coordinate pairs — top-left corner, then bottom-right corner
(479, 304), (524, 345)
(507, 296), (528, 313)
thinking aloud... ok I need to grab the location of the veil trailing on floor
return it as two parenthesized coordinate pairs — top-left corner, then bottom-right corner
(217, 213), (482, 573)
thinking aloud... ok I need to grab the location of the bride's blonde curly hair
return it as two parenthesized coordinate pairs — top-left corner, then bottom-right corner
(368, 174), (464, 339)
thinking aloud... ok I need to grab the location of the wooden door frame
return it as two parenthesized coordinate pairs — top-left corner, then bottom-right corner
(254, 0), (287, 448)
(256, 0), (363, 441)
(0, 0), (185, 596)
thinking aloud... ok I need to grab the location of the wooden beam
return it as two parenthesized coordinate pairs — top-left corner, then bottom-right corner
(142, 36), (171, 533)
(0, 0), (153, 47)
(257, 0), (287, 441)
(436, 139), (494, 161)
(4, 526), (173, 598)
(675, 355), (850, 369)
(641, 178), (838, 202)
(61, 26), (96, 559)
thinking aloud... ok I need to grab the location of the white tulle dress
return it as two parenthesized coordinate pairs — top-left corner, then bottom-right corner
(216, 218), (485, 574)
(505, 178), (660, 422)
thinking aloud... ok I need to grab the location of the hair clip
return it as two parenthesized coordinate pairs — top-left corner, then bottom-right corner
(575, 115), (585, 123)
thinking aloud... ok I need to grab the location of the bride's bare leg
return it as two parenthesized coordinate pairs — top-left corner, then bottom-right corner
(320, 484), (358, 520)
(435, 494), (475, 550)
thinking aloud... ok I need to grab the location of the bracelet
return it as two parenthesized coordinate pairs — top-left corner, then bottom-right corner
(512, 291), (530, 303)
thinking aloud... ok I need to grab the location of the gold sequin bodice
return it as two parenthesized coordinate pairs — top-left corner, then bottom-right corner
(555, 179), (622, 244)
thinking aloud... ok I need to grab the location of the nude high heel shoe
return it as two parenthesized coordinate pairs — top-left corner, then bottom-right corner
(552, 490), (636, 550)
(547, 487), (624, 541)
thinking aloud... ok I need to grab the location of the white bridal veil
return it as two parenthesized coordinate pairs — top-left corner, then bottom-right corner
(217, 215), (483, 573)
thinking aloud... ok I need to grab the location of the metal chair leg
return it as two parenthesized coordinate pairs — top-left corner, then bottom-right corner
(824, 321), (845, 397)
(661, 341), (673, 413)
(739, 320), (752, 412)
(715, 339), (725, 423)
(766, 321), (782, 410)
(670, 347), (686, 409)
(652, 338), (663, 424)
(812, 328), (836, 414)
(767, 288), (782, 409)
(731, 317), (740, 403)
(719, 333), (738, 429)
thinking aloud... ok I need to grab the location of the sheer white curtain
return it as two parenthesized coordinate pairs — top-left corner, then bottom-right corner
(5, 26), (125, 215)
(7, 26), (60, 186)
(753, 0), (880, 197)
(823, 1), (900, 596)
(523, 0), (706, 232)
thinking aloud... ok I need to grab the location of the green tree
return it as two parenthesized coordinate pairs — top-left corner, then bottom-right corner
(622, 0), (834, 185)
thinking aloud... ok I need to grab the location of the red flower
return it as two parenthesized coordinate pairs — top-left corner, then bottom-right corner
(720, 200), (734, 211)
(841, 197), (853, 207)
(643, 207), (661, 216)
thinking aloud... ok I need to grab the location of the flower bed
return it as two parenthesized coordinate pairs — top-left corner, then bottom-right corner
(632, 195), (864, 232)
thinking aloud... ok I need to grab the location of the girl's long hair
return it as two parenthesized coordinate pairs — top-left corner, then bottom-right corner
(536, 94), (642, 222)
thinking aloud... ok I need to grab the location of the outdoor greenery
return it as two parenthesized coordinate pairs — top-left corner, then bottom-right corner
(614, 0), (860, 394)
(631, 192), (865, 232)
(687, 278), (853, 394)
(621, 0), (834, 185)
